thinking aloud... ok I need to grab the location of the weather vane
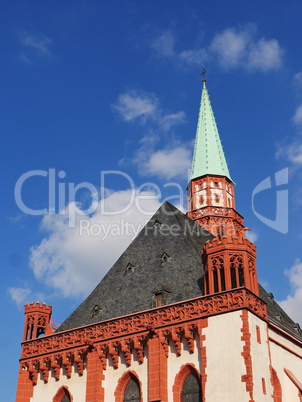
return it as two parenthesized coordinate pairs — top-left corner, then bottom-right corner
(201, 65), (207, 82)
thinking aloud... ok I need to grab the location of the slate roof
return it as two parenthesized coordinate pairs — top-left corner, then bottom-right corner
(259, 284), (302, 342)
(58, 201), (214, 332)
(57, 202), (302, 343)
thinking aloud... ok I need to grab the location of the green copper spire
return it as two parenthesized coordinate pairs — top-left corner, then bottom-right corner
(190, 81), (232, 182)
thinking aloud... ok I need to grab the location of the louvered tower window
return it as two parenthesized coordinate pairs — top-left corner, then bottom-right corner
(124, 378), (140, 402)
(62, 395), (71, 402)
(181, 373), (201, 402)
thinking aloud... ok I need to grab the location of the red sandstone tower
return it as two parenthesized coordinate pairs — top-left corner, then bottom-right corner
(187, 78), (259, 296)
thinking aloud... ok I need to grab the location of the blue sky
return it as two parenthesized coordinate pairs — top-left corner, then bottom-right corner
(2, 0), (302, 399)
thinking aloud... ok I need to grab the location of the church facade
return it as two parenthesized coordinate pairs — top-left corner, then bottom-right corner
(16, 80), (302, 401)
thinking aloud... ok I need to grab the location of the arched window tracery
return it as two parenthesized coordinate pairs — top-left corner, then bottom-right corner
(181, 372), (201, 402)
(124, 377), (140, 402)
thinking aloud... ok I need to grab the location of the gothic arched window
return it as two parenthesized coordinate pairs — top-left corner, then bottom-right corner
(52, 386), (72, 402)
(181, 372), (201, 402)
(124, 378), (140, 402)
(62, 394), (71, 402)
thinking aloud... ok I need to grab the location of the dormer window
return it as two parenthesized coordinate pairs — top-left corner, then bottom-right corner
(152, 285), (171, 308)
(154, 220), (162, 230)
(154, 292), (163, 307)
(126, 263), (135, 273)
(91, 305), (102, 318)
(161, 252), (171, 263)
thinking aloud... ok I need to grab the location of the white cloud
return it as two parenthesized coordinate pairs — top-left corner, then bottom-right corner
(277, 141), (302, 165)
(29, 190), (162, 298)
(279, 259), (302, 325)
(210, 26), (283, 71)
(247, 38), (283, 72)
(113, 90), (159, 123)
(293, 105), (302, 126)
(113, 89), (185, 131)
(160, 111), (186, 131)
(178, 48), (208, 66)
(245, 230), (258, 243)
(20, 33), (52, 58)
(139, 146), (191, 180)
(210, 27), (250, 68)
(151, 31), (176, 57)
(8, 287), (32, 307)
(294, 72), (302, 88)
(151, 25), (283, 73)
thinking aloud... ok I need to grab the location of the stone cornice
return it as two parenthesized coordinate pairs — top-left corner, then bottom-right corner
(21, 288), (267, 361)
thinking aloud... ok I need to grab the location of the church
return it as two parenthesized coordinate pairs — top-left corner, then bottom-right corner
(16, 79), (302, 401)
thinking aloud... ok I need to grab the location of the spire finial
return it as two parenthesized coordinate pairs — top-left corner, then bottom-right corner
(201, 65), (207, 82)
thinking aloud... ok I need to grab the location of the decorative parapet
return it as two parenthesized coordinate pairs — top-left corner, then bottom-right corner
(21, 288), (267, 361)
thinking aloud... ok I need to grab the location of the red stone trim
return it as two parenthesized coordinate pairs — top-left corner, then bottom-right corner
(21, 289), (267, 361)
(270, 367), (282, 402)
(15, 366), (34, 402)
(198, 319), (208, 402)
(269, 321), (302, 348)
(262, 378), (267, 394)
(240, 310), (254, 402)
(53, 386), (73, 402)
(114, 370), (143, 402)
(18, 289), (267, 389)
(269, 336), (302, 359)
(284, 368), (302, 395)
(172, 364), (201, 402)
(148, 333), (168, 401)
(256, 325), (261, 344)
(86, 349), (105, 401)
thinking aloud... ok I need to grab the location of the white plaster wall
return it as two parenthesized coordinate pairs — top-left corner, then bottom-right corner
(103, 347), (148, 401)
(203, 311), (248, 402)
(167, 335), (200, 402)
(269, 328), (302, 402)
(248, 312), (272, 401)
(32, 364), (87, 402)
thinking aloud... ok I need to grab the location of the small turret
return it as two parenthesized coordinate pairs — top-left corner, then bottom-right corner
(22, 302), (53, 342)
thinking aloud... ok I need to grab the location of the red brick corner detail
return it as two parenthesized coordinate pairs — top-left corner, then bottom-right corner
(270, 367), (282, 402)
(240, 310), (254, 402)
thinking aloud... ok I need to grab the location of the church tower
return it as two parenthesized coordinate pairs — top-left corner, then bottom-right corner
(187, 77), (259, 296)
(16, 76), (302, 402)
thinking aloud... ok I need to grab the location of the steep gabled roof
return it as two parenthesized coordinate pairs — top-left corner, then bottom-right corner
(57, 201), (214, 332)
(259, 284), (302, 342)
(191, 81), (232, 182)
(57, 202), (302, 343)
